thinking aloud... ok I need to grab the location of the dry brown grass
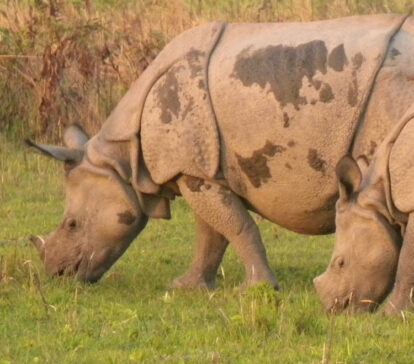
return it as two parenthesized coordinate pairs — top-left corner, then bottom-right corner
(0, 0), (411, 140)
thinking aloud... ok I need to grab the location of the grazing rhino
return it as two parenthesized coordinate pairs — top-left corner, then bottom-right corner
(314, 104), (414, 315)
(28, 14), (414, 291)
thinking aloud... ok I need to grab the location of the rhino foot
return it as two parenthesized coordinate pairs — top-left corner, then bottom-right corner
(381, 287), (414, 317)
(381, 303), (407, 318)
(171, 273), (217, 290)
(240, 273), (280, 291)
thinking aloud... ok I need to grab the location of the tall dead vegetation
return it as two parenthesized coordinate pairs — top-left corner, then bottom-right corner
(0, 0), (411, 140)
(0, 0), (171, 139)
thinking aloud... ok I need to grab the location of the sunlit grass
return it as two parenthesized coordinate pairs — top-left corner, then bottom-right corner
(1, 137), (414, 363)
(1, 0), (414, 362)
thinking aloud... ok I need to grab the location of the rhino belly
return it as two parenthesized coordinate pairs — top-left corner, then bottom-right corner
(222, 138), (338, 234)
(219, 135), (339, 235)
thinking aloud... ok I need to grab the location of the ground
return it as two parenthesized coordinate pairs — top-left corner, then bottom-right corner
(1, 137), (414, 363)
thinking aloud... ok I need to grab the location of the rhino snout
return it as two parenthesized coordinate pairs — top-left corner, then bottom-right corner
(314, 272), (380, 313)
(313, 273), (350, 312)
(312, 276), (321, 288)
(313, 274), (333, 310)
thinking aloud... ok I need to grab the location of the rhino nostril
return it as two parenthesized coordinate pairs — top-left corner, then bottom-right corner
(343, 297), (350, 309)
(74, 260), (81, 273)
(28, 235), (46, 260)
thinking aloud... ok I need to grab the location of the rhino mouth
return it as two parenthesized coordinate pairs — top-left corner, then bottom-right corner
(327, 293), (380, 313)
(328, 296), (351, 313)
(56, 258), (82, 277)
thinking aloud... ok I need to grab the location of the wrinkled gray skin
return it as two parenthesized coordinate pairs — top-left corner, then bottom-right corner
(314, 156), (402, 313)
(315, 108), (414, 316)
(27, 130), (150, 282)
(28, 15), (414, 299)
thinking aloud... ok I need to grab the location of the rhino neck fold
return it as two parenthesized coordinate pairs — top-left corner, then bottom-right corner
(360, 108), (414, 235)
(349, 14), (411, 159)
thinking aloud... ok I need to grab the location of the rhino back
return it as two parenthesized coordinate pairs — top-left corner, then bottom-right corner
(209, 14), (405, 234)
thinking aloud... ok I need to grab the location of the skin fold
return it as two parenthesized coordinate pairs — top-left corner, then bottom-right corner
(27, 16), (414, 306)
(316, 107), (414, 316)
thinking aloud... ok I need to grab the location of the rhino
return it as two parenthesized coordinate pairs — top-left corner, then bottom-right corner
(28, 14), (414, 292)
(314, 104), (414, 315)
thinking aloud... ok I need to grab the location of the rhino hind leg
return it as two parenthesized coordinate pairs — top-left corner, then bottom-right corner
(171, 214), (229, 289)
(177, 175), (279, 290)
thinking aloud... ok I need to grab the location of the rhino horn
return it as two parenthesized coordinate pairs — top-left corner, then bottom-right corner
(28, 235), (45, 260)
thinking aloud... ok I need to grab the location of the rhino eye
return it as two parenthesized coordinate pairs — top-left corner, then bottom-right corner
(66, 218), (78, 231)
(336, 257), (345, 268)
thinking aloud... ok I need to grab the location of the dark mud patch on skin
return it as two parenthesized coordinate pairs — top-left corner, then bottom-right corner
(185, 176), (205, 192)
(390, 48), (401, 60)
(348, 77), (358, 107)
(287, 140), (296, 147)
(319, 83), (334, 103)
(181, 96), (195, 120)
(155, 65), (183, 123)
(368, 140), (377, 156)
(117, 211), (136, 225)
(186, 49), (205, 78)
(236, 141), (286, 188)
(352, 52), (364, 70)
(312, 79), (322, 90)
(307, 149), (327, 173)
(328, 44), (348, 72)
(283, 112), (290, 127)
(347, 52), (365, 107)
(285, 163), (292, 170)
(232, 40), (328, 110)
(218, 186), (233, 206)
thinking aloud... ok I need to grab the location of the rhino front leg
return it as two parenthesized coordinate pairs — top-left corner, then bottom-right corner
(382, 214), (414, 316)
(171, 214), (229, 289)
(177, 175), (279, 289)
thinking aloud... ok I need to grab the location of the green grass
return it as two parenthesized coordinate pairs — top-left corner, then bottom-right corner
(1, 138), (414, 363)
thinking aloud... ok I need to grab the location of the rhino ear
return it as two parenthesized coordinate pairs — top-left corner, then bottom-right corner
(336, 155), (362, 201)
(25, 139), (84, 165)
(63, 124), (89, 149)
(356, 155), (369, 177)
(137, 193), (171, 219)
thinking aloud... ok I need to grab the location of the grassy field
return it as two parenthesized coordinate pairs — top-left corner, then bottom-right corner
(2, 0), (414, 363)
(1, 140), (414, 363)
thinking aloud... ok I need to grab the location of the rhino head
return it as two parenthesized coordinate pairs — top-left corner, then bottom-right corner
(314, 155), (402, 312)
(28, 125), (171, 282)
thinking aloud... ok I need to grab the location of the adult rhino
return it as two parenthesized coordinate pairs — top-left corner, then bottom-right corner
(314, 104), (414, 316)
(28, 14), (414, 290)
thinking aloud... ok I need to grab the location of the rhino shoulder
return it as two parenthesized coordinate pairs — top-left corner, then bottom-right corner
(99, 21), (226, 143)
